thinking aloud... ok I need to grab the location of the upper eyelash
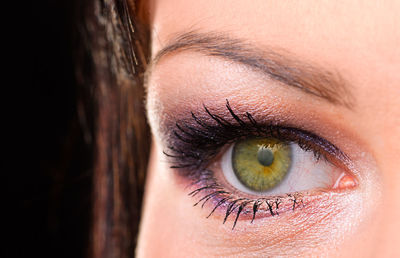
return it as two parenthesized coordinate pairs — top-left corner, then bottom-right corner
(164, 100), (346, 173)
(163, 100), (347, 228)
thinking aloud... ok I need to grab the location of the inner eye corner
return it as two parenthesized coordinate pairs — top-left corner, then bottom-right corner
(333, 171), (358, 190)
(321, 152), (359, 190)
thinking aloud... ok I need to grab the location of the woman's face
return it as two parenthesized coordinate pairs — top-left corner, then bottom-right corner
(137, 1), (400, 257)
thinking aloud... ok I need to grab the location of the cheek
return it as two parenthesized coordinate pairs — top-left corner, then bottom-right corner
(137, 144), (205, 257)
(137, 143), (380, 258)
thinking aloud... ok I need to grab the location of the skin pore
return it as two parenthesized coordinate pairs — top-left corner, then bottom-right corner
(137, 1), (400, 257)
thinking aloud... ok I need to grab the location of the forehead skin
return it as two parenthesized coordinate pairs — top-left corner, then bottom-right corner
(138, 0), (400, 257)
(147, 1), (400, 149)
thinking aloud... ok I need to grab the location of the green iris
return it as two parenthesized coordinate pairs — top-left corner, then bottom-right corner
(232, 138), (292, 192)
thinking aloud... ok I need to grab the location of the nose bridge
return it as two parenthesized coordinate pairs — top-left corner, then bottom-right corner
(375, 171), (400, 256)
(368, 83), (400, 257)
(345, 57), (400, 255)
(379, 115), (400, 256)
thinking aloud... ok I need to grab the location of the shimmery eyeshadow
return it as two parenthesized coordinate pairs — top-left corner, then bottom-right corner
(163, 100), (349, 228)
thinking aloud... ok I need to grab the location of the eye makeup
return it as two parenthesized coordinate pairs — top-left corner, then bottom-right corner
(162, 100), (357, 229)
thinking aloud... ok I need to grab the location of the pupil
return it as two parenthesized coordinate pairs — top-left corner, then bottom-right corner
(257, 146), (274, 166)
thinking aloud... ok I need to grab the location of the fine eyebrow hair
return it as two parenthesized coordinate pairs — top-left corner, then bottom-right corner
(152, 31), (354, 108)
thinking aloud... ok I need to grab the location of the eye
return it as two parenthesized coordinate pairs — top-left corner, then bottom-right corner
(221, 137), (345, 197)
(165, 101), (357, 227)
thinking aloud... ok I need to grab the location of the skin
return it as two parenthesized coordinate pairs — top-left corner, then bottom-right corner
(136, 1), (400, 257)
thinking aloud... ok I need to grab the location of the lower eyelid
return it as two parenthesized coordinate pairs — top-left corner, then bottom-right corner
(181, 154), (356, 228)
(186, 174), (344, 229)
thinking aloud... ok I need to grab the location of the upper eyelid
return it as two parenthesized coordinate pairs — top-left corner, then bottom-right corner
(164, 101), (348, 171)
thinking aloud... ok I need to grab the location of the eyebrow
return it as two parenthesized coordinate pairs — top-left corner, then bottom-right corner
(152, 31), (354, 108)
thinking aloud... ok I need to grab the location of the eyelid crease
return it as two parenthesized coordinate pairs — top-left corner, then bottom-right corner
(151, 30), (355, 109)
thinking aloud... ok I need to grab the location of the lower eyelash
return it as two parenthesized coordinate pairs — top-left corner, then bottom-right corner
(187, 170), (305, 229)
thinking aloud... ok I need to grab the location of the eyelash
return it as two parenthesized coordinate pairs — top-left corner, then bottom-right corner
(163, 100), (347, 229)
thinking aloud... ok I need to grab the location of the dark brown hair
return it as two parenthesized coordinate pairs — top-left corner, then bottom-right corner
(78, 0), (150, 257)
(27, 1), (149, 258)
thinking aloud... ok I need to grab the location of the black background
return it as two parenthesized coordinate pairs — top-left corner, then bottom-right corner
(10, 1), (91, 257)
